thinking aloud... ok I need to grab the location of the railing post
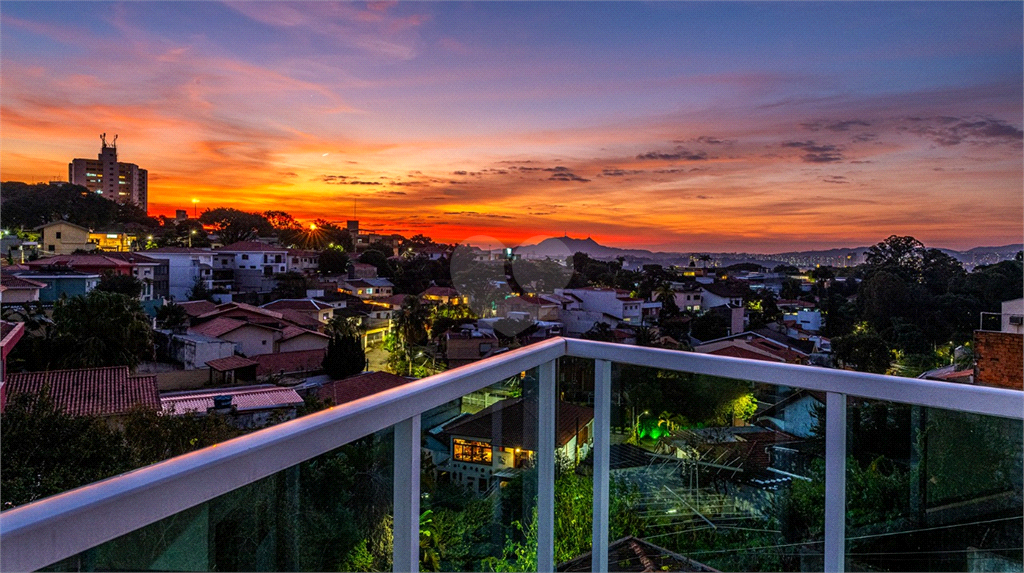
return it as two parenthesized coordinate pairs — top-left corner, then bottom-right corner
(592, 359), (611, 573)
(824, 392), (847, 572)
(537, 359), (557, 573)
(394, 415), (421, 573)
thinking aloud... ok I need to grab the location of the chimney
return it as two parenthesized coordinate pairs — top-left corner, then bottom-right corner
(209, 395), (234, 414)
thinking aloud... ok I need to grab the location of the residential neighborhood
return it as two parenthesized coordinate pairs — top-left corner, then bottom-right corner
(1, 194), (1022, 571)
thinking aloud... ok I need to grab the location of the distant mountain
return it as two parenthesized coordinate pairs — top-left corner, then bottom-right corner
(514, 236), (1022, 269)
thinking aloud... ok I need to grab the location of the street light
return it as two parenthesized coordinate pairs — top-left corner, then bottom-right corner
(189, 229), (196, 248)
(192, 198), (199, 219)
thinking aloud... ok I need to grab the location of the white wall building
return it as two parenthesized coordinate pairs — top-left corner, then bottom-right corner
(144, 248), (214, 302)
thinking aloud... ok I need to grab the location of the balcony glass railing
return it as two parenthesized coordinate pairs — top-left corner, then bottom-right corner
(1, 338), (1020, 572)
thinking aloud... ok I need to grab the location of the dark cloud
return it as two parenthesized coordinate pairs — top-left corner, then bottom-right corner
(781, 140), (844, 163)
(319, 174), (349, 184)
(600, 168), (645, 177)
(821, 175), (849, 184)
(452, 170), (468, 175)
(900, 116), (1023, 146)
(636, 149), (708, 161)
(695, 195), (713, 199)
(378, 190), (407, 196)
(444, 211), (514, 219)
(348, 180), (381, 185)
(803, 119), (871, 132)
(547, 170), (590, 182)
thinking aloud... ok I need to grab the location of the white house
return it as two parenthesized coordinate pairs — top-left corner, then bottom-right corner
(555, 287), (646, 325)
(215, 241), (290, 293)
(1001, 298), (1024, 334)
(144, 247), (214, 302)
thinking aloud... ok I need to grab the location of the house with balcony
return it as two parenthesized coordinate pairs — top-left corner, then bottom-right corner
(286, 249), (319, 274)
(143, 247), (214, 301)
(214, 241), (290, 293)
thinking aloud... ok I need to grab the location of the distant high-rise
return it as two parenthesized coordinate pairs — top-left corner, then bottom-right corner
(68, 133), (148, 212)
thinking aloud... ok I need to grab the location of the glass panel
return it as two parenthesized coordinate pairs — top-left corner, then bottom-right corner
(554, 355), (597, 568)
(589, 363), (823, 572)
(44, 429), (395, 572)
(420, 368), (540, 572)
(845, 400), (1023, 572)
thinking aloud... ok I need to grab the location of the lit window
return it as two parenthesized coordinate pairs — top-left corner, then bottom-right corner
(453, 439), (492, 464)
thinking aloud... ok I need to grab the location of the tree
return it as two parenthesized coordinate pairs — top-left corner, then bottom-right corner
(94, 272), (143, 298)
(199, 207), (274, 245)
(690, 311), (728, 342)
(655, 282), (681, 321)
(186, 276), (214, 302)
(865, 235), (925, 279)
(50, 290), (155, 369)
(323, 317), (366, 379)
(156, 302), (189, 330)
(832, 331), (892, 374)
(318, 247), (350, 275)
(0, 390), (134, 508)
(271, 271), (310, 300)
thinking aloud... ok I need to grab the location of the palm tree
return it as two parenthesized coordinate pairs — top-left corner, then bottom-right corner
(51, 290), (154, 369)
(392, 297), (431, 375)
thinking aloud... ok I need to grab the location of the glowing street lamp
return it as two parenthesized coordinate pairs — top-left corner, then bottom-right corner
(192, 198), (199, 219)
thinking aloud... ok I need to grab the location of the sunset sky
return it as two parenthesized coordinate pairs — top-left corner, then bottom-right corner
(2, 2), (1022, 253)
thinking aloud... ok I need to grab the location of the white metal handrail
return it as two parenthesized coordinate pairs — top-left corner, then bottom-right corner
(1, 337), (1021, 573)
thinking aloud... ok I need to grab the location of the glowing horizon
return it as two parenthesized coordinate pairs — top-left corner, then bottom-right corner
(2, 2), (1021, 254)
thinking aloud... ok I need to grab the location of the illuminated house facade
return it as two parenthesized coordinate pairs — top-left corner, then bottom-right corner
(439, 397), (594, 492)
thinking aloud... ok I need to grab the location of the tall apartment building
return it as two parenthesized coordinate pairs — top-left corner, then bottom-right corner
(68, 134), (148, 212)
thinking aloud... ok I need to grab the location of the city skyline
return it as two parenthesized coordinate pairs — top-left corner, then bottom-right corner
(1, 2), (1022, 254)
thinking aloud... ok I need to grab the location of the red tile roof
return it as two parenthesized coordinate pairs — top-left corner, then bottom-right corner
(25, 254), (134, 270)
(0, 274), (47, 289)
(277, 309), (324, 329)
(280, 325), (328, 341)
(254, 349), (326, 376)
(200, 302), (284, 320)
(161, 385), (303, 414)
(206, 356), (260, 372)
(6, 366), (159, 416)
(318, 371), (416, 405)
(443, 398), (594, 450)
(97, 252), (162, 265)
(704, 345), (787, 362)
(177, 300), (219, 317)
(189, 317), (251, 338)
